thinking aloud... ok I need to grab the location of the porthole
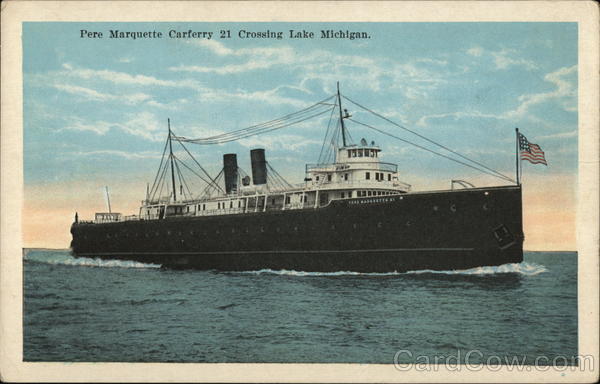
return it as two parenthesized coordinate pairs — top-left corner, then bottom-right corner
(260, 227), (265, 233)
(189, 230), (194, 235)
(399, 196), (404, 200)
(155, 231), (160, 237)
(483, 203), (489, 211)
(331, 224), (336, 230)
(377, 222), (383, 228)
(294, 226), (298, 232)
(484, 191), (489, 196)
(245, 228), (249, 233)
(167, 230), (171, 235)
(450, 204), (457, 212)
(353, 223), (358, 229)
(433, 205), (439, 211)
(216, 229), (220, 234)
(231, 228), (235, 233)
(276, 227), (281, 233)
(406, 221), (411, 226)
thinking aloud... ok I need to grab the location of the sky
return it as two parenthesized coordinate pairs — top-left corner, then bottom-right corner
(23, 22), (578, 250)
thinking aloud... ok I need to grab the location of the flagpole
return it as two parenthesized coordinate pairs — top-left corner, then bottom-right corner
(515, 127), (520, 185)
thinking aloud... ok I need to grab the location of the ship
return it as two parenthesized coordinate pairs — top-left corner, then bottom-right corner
(70, 84), (524, 272)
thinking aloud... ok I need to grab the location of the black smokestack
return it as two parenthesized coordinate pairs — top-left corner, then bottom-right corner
(250, 148), (267, 185)
(223, 153), (238, 194)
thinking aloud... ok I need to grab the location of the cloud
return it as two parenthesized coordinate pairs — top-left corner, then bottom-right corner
(467, 46), (483, 57)
(504, 65), (576, 118)
(417, 65), (577, 127)
(179, 40), (446, 99)
(63, 112), (166, 142)
(117, 57), (134, 63)
(170, 44), (296, 75)
(60, 63), (203, 90)
(466, 47), (538, 71)
(537, 130), (577, 140)
(491, 49), (538, 71)
(72, 149), (162, 159)
(53, 83), (152, 105)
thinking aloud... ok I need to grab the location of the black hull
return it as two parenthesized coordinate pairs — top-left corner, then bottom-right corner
(70, 185), (524, 272)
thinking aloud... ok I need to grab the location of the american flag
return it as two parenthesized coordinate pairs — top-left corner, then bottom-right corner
(518, 132), (547, 165)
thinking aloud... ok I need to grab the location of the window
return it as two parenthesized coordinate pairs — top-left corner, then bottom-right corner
(272, 198), (276, 205)
(375, 151), (378, 158)
(238, 201), (241, 208)
(316, 176), (320, 181)
(341, 192), (345, 198)
(388, 174), (391, 181)
(285, 196), (290, 204)
(347, 150), (352, 158)
(344, 173), (348, 181)
(368, 191), (372, 196)
(230, 201), (233, 208)
(370, 150), (375, 157)
(202, 204), (206, 210)
(366, 172), (370, 180)
(327, 174), (332, 182)
(358, 149), (363, 157)
(352, 150), (356, 158)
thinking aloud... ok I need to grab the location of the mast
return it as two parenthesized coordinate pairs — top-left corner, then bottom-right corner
(105, 186), (112, 213)
(515, 127), (520, 185)
(168, 118), (177, 202)
(337, 82), (347, 147)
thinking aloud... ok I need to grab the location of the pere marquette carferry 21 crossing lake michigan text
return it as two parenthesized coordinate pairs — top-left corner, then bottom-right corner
(80, 29), (371, 40)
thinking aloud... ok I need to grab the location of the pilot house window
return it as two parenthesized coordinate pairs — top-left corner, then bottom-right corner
(366, 172), (370, 180)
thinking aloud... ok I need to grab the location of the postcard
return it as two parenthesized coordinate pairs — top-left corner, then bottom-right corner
(1, 1), (598, 382)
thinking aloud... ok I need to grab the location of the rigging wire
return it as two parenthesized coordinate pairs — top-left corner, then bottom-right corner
(172, 134), (225, 193)
(175, 97), (336, 145)
(317, 101), (339, 164)
(181, 95), (335, 142)
(343, 95), (515, 183)
(177, 107), (335, 145)
(173, 157), (193, 200)
(348, 118), (514, 183)
(148, 136), (170, 198)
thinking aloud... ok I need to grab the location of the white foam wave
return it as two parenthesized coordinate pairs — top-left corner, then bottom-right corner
(407, 262), (547, 276)
(241, 269), (403, 277)
(25, 252), (161, 269)
(239, 262), (547, 277)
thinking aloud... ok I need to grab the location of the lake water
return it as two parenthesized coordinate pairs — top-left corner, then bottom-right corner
(23, 250), (577, 363)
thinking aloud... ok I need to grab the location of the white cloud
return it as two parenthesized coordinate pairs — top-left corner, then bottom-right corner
(61, 63), (203, 90)
(491, 49), (538, 71)
(467, 46), (483, 57)
(72, 149), (162, 160)
(504, 65), (576, 119)
(537, 130), (577, 140)
(170, 44), (297, 75)
(62, 112), (166, 142)
(417, 65), (577, 127)
(117, 57), (134, 63)
(465, 47), (538, 71)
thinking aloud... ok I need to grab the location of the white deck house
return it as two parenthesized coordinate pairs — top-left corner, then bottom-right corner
(135, 139), (411, 221)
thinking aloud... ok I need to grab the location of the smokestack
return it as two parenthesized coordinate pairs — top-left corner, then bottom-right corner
(250, 148), (267, 185)
(223, 153), (238, 194)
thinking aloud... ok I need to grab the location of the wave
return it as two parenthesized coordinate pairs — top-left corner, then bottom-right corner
(238, 262), (547, 277)
(24, 251), (161, 269)
(406, 262), (547, 276)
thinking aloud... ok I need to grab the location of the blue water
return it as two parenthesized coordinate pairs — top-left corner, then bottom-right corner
(23, 250), (577, 363)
